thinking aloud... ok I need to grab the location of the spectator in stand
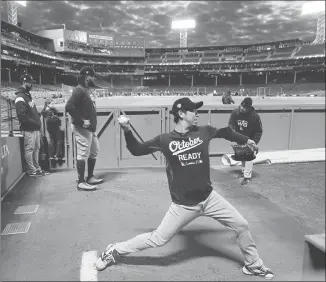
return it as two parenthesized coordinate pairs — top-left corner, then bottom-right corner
(222, 89), (235, 104)
(41, 98), (64, 161)
(15, 74), (50, 177)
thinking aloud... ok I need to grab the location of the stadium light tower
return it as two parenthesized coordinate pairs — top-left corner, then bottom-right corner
(301, 1), (325, 44)
(7, 1), (26, 26)
(171, 19), (195, 48)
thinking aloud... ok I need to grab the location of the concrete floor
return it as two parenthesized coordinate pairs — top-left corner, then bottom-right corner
(2, 163), (321, 281)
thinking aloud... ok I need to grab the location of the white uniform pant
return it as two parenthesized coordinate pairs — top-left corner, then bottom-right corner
(241, 160), (253, 178)
(72, 125), (99, 161)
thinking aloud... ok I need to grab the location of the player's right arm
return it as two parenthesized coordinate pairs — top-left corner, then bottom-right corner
(65, 88), (85, 127)
(120, 122), (161, 156)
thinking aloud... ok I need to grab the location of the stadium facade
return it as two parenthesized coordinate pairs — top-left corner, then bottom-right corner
(1, 19), (325, 98)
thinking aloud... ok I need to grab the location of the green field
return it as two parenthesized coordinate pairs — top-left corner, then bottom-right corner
(44, 95), (325, 110)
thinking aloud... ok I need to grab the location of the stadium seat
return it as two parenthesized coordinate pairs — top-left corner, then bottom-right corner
(269, 47), (295, 59)
(295, 44), (325, 57)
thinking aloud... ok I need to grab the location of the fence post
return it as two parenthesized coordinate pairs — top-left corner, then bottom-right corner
(8, 99), (14, 137)
(159, 106), (163, 165)
(115, 108), (120, 168)
(288, 108), (295, 150)
(63, 108), (69, 169)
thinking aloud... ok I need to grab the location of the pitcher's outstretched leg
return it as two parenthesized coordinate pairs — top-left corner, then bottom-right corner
(96, 203), (200, 271)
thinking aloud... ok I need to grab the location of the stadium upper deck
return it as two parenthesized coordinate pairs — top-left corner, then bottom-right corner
(1, 19), (325, 94)
(1, 20), (325, 68)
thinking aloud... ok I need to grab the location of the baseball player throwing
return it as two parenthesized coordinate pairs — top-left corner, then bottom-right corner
(96, 97), (274, 279)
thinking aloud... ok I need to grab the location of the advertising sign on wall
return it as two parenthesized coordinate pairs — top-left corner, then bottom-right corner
(88, 33), (114, 46)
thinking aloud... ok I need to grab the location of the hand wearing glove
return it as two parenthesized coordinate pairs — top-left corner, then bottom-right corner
(231, 143), (258, 162)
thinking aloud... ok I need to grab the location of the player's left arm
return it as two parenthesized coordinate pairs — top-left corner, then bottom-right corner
(206, 125), (252, 145)
(251, 114), (263, 144)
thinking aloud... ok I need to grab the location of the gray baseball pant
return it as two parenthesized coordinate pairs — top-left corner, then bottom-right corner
(23, 130), (42, 174)
(72, 125), (99, 160)
(114, 190), (264, 268)
(241, 160), (253, 178)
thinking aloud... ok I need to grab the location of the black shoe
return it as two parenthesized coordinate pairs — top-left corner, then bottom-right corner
(241, 178), (251, 185)
(238, 172), (244, 178)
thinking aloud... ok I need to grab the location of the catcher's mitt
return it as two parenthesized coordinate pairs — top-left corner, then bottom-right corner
(231, 144), (258, 162)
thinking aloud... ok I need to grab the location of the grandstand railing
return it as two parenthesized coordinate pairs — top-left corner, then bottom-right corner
(1, 96), (20, 137)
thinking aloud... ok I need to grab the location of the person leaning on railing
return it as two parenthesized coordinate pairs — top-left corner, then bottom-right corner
(14, 74), (50, 177)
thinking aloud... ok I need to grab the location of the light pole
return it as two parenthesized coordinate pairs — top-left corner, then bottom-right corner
(171, 19), (195, 48)
(301, 1), (325, 44)
(7, 1), (26, 26)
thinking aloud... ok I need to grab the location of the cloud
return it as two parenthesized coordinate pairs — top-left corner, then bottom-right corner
(12, 1), (320, 48)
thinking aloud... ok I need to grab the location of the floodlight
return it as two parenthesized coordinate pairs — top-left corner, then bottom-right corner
(16, 1), (27, 7)
(171, 19), (195, 48)
(171, 19), (196, 30)
(301, 1), (325, 15)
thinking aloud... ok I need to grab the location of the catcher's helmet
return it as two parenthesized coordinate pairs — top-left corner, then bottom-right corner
(231, 144), (258, 162)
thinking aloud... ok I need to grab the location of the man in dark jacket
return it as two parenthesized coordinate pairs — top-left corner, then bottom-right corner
(228, 97), (263, 185)
(15, 74), (49, 176)
(65, 67), (103, 191)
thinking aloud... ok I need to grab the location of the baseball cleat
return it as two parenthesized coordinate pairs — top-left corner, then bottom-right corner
(77, 182), (97, 191)
(242, 265), (274, 279)
(87, 176), (103, 185)
(241, 178), (251, 185)
(96, 244), (119, 271)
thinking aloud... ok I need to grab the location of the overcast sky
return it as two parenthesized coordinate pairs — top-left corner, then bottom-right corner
(6, 1), (322, 47)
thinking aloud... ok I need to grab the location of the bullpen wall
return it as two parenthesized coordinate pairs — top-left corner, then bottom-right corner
(1, 137), (24, 198)
(56, 100), (325, 169)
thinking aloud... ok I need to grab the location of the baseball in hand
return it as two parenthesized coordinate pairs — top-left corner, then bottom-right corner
(118, 115), (130, 125)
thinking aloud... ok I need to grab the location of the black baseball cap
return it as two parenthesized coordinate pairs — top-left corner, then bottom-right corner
(80, 66), (96, 76)
(20, 74), (36, 83)
(241, 97), (253, 107)
(172, 97), (203, 115)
